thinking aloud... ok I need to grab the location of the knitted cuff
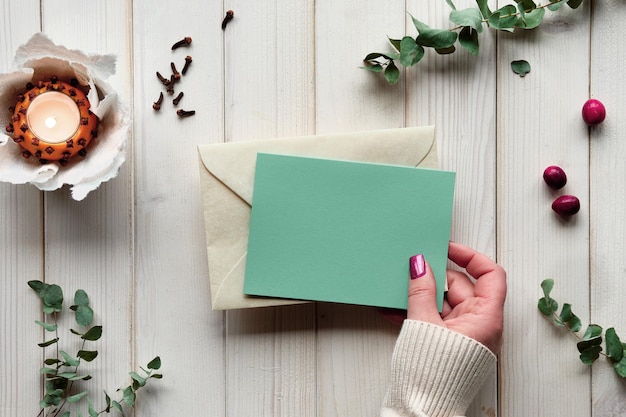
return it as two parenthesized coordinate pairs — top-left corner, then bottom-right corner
(381, 320), (496, 417)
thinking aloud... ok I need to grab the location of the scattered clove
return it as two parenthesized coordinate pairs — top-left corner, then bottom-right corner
(222, 10), (234, 30)
(182, 56), (192, 75)
(171, 62), (181, 80)
(176, 109), (195, 118)
(173, 92), (184, 106)
(153, 92), (164, 111)
(156, 71), (170, 86)
(166, 74), (176, 95)
(171, 36), (192, 50)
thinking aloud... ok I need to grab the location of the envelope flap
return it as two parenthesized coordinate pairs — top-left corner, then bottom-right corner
(198, 126), (436, 205)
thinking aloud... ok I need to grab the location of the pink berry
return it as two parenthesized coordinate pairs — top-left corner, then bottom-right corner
(543, 165), (567, 190)
(552, 195), (580, 216)
(582, 99), (606, 126)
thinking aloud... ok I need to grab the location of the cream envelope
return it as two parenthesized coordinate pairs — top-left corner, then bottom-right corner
(198, 126), (437, 310)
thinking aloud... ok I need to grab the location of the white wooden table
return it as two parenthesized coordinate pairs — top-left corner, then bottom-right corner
(2, 1), (625, 416)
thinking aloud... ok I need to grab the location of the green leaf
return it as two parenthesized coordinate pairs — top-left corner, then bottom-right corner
(35, 320), (58, 332)
(577, 336), (602, 353)
(517, 0), (537, 12)
(445, 0), (456, 10)
(580, 345), (602, 365)
(61, 411), (71, 417)
(74, 289), (90, 307)
(69, 374), (92, 381)
(614, 355), (626, 378)
(58, 371), (77, 379)
(38, 337), (59, 348)
(123, 386), (136, 407)
(540, 279), (554, 298)
(409, 14), (430, 33)
(105, 390), (112, 412)
(606, 328), (624, 362)
(450, 8), (484, 32)
(112, 400), (125, 416)
(40, 367), (57, 375)
(511, 60), (531, 77)
(130, 372), (147, 388)
(388, 37), (402, 52)
(77, 350), (99, 362)
(150, 373), (163, 379)
(42, 284), (63, 311)
(416, 29), (458, 49)
(67, 390), (89, 403)
(399, 36), (424, 66)
(147, 356), (162, 370)
(567, 0), (584, 9)
(557, 303), (582, 332)
(44, 358), (61, 366)
(82, 325), (103, 341)
(582, 324), (603, 340)
(488, 5), (518, 31)
(61, 350), (80, 367)
(70, 329), (83, 336)
(28, 280), (48, 298)
(459, 26), (479, 55)
(548, 0), (567, 11)
(361, 64), (383, 73)
(384, 61), (400, 85)
(476, 0), (492, 18)
(74, 305), (94, 327)
(88, 397), (98, 417)
(516, 7), (545, 29)
(435, 45), (456, 55)
(363, 52), (395, 62)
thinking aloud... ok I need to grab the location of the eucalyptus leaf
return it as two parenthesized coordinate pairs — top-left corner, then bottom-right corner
(409, 14), (430, 33)
(74, 289), (90, 307)
(42, 284), (63, 311)
(416, 29), (458, 49)
(548, 0), (567, 11)
(38, 337), (59, 348)
(488, 5), (518, 31)
(44, 358), (61, 366)
(123, 386), (136, 407)
(35, 320), (58, 332)
(61, 350), (80, 367)
(449, 8), (483, 32)
(399, 36), (424, 67)
(582, 324), (603, 340)
(74, 305), (94, 327)
(112, 400), (125, 416)
(476, 0), (492, 18)
(28, 280), (47, 298)
(40, 367), (57, 375)
(516, 7), (545, 29)
(435, 45), (456, 55)
(388, 37), (402, 52)
(130, 372), (147, 387)
(614, 355), (626, 378)
(511, 60), (531, 77)
(567, 0), (584, 9)
(517, 0), (537, 12)
(459, 26), (479, 55)
(88, 397), (98, 417)
(384, 61), (400, 85)
(61, 411), (71, 417)
(445, 0), (456, 10)
(77, 350), (99, 362)
(606, 328), (624, 362)
(579, 345), (602, 365)
(67, 390), (89, 403)
(81, 326), (103, 341)
(538, 297), (558, 316)
(361, 64), (384, 73)
(147, 356), (162, 370)
(577, 336), (602, 353)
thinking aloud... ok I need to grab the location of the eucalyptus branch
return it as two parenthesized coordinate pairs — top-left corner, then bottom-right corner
(362, 0), (586, 84)
(538, 279), (626, 376)
(28, 281), (163, 417)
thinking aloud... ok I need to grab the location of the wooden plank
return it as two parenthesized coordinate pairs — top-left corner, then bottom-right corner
(589, 0), (626, 415)
(0, 1), (46, 416)
(222, 1), (317, 416)
(496, 4), (592, 416)
(131, 1), (226, 416)
(404, 1), (498, 415)
(39, 0), (134, 414)
(314, 1), (406, 416)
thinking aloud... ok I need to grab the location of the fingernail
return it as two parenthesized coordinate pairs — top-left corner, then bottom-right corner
(409, 254), (426, 280)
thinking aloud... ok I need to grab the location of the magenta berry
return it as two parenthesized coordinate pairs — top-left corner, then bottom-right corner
(582, 99), (606, 126)
(552, 195), (580, 216)
(543, 165), (567, 190)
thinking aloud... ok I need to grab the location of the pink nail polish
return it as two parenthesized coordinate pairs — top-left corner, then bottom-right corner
(410, 254), (426, 280)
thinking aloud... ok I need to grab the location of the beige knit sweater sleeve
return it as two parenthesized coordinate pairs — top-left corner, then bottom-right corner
(381, 320), (496, 417)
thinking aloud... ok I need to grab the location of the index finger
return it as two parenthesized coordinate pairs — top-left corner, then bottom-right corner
(447, 241), (507, 304)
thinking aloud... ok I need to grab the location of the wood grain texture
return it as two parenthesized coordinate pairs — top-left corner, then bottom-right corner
(3, 1), (626, 417)
(0, 1), (46, 416)
(404, 2), (498, 415)
(589, 1), (626, 416)
(131, 1), (227, 416)
(497, 4), (592, 416)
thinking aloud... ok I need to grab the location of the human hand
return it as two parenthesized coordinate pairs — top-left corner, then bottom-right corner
(380, 242), (507, 353)
(407, 242), (507, 353)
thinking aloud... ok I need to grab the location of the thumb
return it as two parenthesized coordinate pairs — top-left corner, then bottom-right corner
(407, 254), (443, 324)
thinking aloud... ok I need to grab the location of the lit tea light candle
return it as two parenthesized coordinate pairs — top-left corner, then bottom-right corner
(27, 92), (80, 143)
(6, 77), (99, 164)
